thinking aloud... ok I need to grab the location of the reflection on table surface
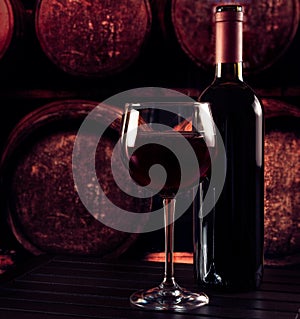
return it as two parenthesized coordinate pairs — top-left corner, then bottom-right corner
(0, 254), (299, 319)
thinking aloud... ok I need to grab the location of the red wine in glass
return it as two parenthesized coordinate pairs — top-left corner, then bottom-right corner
(128, 131), (211, 198)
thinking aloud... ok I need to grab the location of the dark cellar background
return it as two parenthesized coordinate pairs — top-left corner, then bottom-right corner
(0, 0), (299, 265)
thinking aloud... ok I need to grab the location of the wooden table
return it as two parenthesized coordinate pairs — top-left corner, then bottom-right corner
(0, 255), (299, 319)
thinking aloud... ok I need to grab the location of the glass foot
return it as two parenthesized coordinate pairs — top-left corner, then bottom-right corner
(130, 282), (209, 311)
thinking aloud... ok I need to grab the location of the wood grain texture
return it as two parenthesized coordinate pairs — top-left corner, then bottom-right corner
(0, 100), (151, 257)
(0, 0), (14, 59)
(264, 100), (300, 261)
(35, 0), (152, 77)
(0, 255), (299, 319)
(0, 0), (24, 60)
(172, 0), (300, 74)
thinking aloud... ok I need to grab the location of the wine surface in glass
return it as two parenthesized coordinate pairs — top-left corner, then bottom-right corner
(128, 131), (211, 197)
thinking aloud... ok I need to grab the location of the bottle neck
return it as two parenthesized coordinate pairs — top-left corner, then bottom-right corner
(215, 62), (243, 81)
(214, 8), (243, 82)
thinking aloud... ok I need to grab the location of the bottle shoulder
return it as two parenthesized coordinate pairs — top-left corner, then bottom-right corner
(200, 79), (252, 96)
(199, 79), (264, 115)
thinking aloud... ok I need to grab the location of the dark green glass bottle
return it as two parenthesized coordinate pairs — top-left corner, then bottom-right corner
(194, 5), (264, 291)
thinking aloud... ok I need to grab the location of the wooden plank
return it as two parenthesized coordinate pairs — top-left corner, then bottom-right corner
(19, 268), (300, 293)
(11, 257), (300, 302)
(0, 308), (223, 319)
(1, 284), (298, 314)
(0, 295), (296, 319)
(0, 255), (299, 319)
(44, 257), (300, 288)
(0, 309), (101, 319)
(30, 258), (300, 288)
(260, 282), (300, 294)
(14, 272), (300, 301)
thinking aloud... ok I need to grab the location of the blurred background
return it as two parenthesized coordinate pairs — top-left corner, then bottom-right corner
(0, 0), (299, 275)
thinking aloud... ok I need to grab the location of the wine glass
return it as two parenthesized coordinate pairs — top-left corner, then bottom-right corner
(120, 101), (215, 311)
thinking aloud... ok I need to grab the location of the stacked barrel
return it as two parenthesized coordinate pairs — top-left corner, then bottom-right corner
(0, 0), (299, 265)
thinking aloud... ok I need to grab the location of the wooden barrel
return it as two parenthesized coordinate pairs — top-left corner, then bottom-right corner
(263, 98), (300, 265)
(0, 100), (151, 257)
(171, 0), (300, 74)
(34, 0), (152, 77)
(0, 0), (25, 60)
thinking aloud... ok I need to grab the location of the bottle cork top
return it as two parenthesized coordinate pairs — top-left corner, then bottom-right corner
(215, 5), (243, 22)
(216, 5), (242, 12)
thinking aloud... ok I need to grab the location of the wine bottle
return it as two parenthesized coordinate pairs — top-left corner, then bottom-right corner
(194, 5), (264, 291)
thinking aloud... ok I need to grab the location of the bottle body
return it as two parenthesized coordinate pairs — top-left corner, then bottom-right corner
(193, 5), (264, 291)
(195, 78), (264, 291)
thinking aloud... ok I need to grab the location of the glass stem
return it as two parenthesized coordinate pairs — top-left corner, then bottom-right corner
(162, 198), (177, 288)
